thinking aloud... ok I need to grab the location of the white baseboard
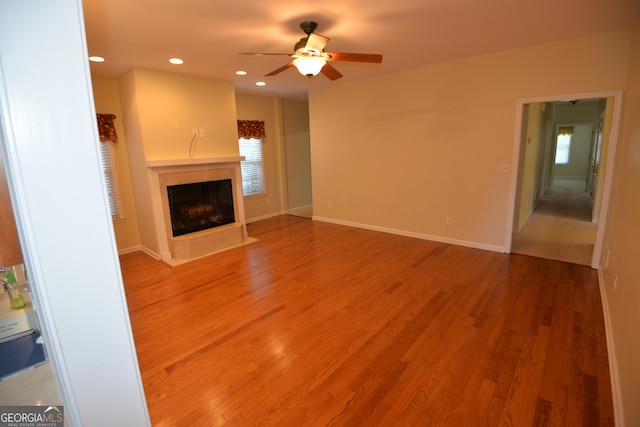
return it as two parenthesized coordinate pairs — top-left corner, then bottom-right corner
(117, 245), (162, 261)
(597, 269), (625, 426)
(311, 216), (506, 253)
(246, 211), (285, 224)
(117, 245), (142, 255)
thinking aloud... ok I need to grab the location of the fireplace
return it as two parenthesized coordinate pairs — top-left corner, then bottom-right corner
(167, 179), (235, 237)
(146, 157), (248, 263)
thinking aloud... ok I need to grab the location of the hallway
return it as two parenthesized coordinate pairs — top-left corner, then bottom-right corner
(511, 179), (597, 266)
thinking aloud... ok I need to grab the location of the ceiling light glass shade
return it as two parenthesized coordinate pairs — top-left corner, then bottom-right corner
(293, 56), (326, 77)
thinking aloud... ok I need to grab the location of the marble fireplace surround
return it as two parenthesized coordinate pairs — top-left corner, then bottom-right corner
(146, 157), (247, 264)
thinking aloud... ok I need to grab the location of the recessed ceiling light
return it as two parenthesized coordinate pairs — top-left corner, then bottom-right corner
(255, 81), (266, 86)
(89, 56), (105, 63)
(169, 58), (184, 65)
(236, 70), (248, 76)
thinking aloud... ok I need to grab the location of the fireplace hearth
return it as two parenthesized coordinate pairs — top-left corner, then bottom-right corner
(167, 179), (235, 237)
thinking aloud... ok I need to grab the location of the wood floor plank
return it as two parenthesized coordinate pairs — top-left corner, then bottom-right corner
(120, 215), (614, 426)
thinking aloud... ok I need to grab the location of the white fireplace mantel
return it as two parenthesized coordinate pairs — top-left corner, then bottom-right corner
(146, 156), (247, 264)
(146, 156), (245, 169)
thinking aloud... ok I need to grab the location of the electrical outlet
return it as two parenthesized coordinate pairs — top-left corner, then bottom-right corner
(446, 216), (453, 225)
(198, 128), (206, 137)
(192, 129), (198, 137)
(498, 163), (509, 173)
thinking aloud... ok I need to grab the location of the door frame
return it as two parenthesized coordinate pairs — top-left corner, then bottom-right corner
(505, 90), (623, 269)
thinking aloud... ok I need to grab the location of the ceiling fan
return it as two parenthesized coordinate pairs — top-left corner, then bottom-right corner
(242, 21), (383, 80)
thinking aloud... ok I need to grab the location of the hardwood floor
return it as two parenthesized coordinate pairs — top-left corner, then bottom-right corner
(120, 215), (613, 426)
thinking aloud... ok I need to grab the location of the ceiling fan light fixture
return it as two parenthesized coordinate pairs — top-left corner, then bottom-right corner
(293, 56), (326, 77)
(245, 20), (381, 81)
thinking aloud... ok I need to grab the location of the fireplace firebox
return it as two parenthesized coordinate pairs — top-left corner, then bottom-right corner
(167, 179), (235, 237)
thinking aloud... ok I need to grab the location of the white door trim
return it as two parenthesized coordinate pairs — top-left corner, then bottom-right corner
(505, 90), (623, 269)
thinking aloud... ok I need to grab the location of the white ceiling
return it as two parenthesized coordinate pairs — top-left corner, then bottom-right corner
(83, 0), (640, 100)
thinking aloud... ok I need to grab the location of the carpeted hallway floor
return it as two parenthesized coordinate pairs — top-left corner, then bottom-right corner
(511, 179), (597, 266)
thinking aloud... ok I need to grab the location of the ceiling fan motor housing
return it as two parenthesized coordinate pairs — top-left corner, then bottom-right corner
(300, 21), (318, 35)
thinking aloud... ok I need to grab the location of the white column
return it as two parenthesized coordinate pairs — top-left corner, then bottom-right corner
(0, 1), (150, 425)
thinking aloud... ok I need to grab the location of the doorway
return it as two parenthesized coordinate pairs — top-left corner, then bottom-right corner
(281, 98), (313, 218)
(507, 92), (623, 268)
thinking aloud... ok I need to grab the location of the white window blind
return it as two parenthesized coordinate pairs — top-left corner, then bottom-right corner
(98, 141), (121, 218)
(555, 134), (571, 165)
(238, 138), (264, 195)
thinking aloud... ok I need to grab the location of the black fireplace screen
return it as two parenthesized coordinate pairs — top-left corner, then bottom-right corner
(167, 179), (235, 237)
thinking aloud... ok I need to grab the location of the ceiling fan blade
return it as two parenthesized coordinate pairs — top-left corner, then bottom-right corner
(321, 63), (343, 81)
(305, 33), (330, 53)
(265, 62), (294, 77)
(327, 52), (383, 63)
(240, 53), (292, 56)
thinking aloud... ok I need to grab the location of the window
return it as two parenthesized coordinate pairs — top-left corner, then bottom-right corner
(555, 134), (571, 165)
(238, 138), (265, 195)
(98, 142), (121, 218)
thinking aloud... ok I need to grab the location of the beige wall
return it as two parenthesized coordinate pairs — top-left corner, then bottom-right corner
(121, 68), (239, 160)
(600, 18), (640, 427)
(309, 31), (631, 250)
(235, 93), (286, 221)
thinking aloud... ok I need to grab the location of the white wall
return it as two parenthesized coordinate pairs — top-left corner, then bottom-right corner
(309, 31), (631, 251)
(0, 1), (149, 425)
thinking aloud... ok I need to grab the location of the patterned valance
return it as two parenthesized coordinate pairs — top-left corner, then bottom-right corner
(237, 120), (265, 140)
(97, 114), (118, 142)
(558, 126), (574, 136)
